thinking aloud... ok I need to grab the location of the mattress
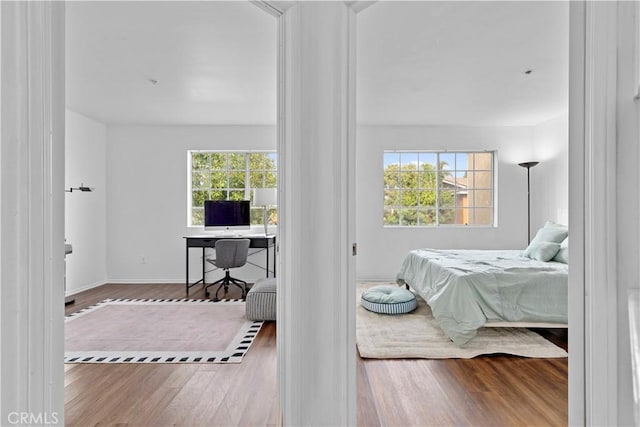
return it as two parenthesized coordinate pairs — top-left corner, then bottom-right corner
(396, 249), (568, 346)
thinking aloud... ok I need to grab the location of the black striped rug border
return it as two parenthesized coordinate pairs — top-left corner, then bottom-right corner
(65, 298), (262, 364)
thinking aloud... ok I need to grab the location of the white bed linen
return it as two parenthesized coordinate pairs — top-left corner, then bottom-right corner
(396, 249), (568, 346)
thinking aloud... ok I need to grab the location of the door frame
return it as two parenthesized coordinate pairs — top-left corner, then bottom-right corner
(0, 0), (622, 425)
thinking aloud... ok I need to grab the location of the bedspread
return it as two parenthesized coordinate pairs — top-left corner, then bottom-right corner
(396, 249), (568, 346)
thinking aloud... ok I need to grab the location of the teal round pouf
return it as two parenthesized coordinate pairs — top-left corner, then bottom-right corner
(361, 285), (417, 315)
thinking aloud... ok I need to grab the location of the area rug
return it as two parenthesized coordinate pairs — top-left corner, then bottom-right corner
(65, 298), (263, 364)
(356, 283), (568, 359)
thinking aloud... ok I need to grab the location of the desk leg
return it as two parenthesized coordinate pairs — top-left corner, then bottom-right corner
(202, 248), (206, 286)
(186, 244), (189, 296)
(273, 242), (276, 277)
(266, 245), (270, 278)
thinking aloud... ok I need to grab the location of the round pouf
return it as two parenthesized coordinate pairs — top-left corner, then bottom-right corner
(361, 285), (417, 315)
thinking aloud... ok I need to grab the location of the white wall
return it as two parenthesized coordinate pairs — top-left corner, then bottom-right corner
(530, 114), (569, 230)
(65, 109), (108, 294)
(106, 125), (276, 284)
(355, 122), (568, 281)
(70, 117), (569, 287)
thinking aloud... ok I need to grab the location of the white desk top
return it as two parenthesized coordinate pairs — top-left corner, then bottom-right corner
(185, 233), (275, 239)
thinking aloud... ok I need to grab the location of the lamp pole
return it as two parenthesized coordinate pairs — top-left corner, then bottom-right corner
(263, 205), (268, 236)
(518, 161), (539, 244)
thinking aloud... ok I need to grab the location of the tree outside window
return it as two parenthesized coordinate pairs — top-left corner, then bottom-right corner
(189, 151), (277, 227)
(383, 151), (494, 227)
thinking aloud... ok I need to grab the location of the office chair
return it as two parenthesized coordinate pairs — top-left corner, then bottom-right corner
(205, 239), (250, 301)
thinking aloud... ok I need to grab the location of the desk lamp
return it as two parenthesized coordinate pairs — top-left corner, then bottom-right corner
(253, 188), (277, 235)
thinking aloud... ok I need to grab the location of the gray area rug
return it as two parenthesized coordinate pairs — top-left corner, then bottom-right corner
(356, 283), (568, 359)
(65, 298), (262, 364)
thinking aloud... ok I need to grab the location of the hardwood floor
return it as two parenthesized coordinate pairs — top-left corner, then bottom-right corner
(64, 284), (279, 427)
(64, 284), (567, 426)
(357, 351), (567, 426)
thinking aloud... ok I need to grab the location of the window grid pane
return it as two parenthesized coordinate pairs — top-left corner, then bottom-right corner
(189, 151), (277, 227)
(383, 151), (494, 227)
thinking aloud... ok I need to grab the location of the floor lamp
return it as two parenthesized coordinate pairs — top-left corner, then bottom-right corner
(253, 188), (277, 235)
(518, 161), (539, 244)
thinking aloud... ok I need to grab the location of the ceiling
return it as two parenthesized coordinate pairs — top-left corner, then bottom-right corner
(357, 1), (569, 126)
(66, 1), (568, 127)
(66, 1), (277, 125)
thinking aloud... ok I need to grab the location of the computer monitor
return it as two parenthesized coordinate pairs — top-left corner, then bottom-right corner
(204, 200), (251, 232)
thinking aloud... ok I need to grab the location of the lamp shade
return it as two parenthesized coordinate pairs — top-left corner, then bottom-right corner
(518, 161), (539, 169)
(253, 188), (277, 206)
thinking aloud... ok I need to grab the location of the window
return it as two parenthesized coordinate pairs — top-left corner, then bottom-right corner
(383, 151), (495, 227)
(188, 151), (277, 227)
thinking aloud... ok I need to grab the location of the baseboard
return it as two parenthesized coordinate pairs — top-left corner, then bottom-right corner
(106, 277), (262, 285)
(356, 278), (397, 283)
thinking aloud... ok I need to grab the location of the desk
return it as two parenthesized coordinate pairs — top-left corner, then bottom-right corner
(184, 234), (276, 296)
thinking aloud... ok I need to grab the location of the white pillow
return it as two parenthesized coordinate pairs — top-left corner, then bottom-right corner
(529, 221), (568, 245)
(553, 237), (569, 264)
(524, 221), (567, 262)
(524, 241), (562, 262)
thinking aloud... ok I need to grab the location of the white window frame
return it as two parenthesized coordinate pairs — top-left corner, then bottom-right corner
(383, 150), (496, 227)
(187, 150), (277, 227)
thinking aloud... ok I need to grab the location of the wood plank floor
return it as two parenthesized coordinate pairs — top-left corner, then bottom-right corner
(64, 284), (279, 427)
(357, 336), (568, 426)
(64, 283), (567, 426)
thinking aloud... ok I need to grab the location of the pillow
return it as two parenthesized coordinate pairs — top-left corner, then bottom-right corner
(545, 220), (568, 230)
(553, 237), (569, 263)
(524, 241), (562, 262)
(529, 221), (568, 244)
(361, 286), (417, 315)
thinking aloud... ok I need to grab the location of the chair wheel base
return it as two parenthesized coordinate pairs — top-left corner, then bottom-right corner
(204, 271), (248, 302)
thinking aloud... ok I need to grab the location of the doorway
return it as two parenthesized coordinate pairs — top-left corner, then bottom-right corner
(63, 1), (279, 424)
(354, 2), (570, 424)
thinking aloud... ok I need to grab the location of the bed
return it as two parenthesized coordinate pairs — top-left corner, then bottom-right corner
(396, 248), (568, 346)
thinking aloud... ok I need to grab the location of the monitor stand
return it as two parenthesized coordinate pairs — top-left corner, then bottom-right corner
(218, 228), (241, 238)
